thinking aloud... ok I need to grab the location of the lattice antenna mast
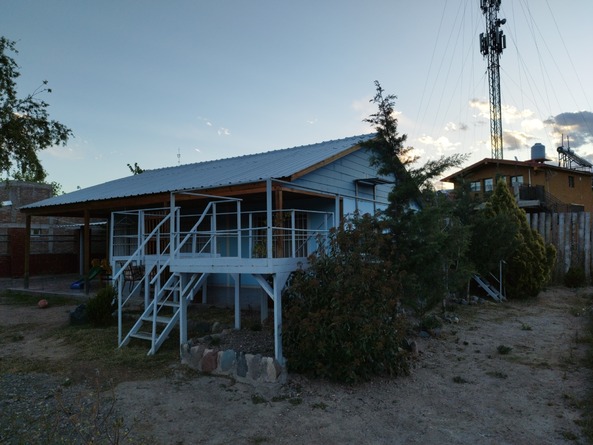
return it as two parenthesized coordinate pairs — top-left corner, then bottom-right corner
(480, 0), (507, 159)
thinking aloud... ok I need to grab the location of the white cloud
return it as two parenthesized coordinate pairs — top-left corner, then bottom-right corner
(469, 98), (489, 118)
(417, 134), (460, 156)
(503, 104), (534, 123)
(218, 127), (230, 136)
(521, 118), (544, 132)
(351, 95), (374, 119)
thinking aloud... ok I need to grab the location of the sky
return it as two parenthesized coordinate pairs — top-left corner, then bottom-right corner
(2, 0), (593, 193)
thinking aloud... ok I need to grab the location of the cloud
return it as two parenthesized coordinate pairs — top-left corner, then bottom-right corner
(469, 98), (489, 118)
(544, 111), (593, 148)
(417, 134), (460, 155)
(351, 96), (374, 119)
(218, 127), (230, 136)
(306, 118), (318, 125)
(503, 130), (533, 151)
(444, 122), (468, 132)
(502, 104), (534, 123)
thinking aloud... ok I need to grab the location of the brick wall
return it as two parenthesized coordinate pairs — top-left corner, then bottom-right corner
(0, 181), (107, 277)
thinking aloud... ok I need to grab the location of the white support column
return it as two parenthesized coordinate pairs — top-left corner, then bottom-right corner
(273, 271), (290, 365)
(261, 289), (269, 323)
(170, 193), (176, 262)
(236, 200), (242, 258)
(201, 275), (208, 304)
(179, 273), (188, 345)
(266, 178), (273, 259)
(232, 273), (241, 329)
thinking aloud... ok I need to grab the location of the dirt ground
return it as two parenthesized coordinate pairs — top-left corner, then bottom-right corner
(1, 287), (591, 444)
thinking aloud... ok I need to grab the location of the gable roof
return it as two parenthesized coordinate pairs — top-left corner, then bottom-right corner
(441, 157), (593, 183)
(22, 134), (375, 212)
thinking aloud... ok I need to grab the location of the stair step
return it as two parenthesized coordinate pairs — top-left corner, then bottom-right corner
(141, 315), (173, 324)
(130, 332), (154, 341)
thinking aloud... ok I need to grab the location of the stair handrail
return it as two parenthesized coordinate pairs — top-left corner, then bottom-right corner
(115, 208), (178, 346)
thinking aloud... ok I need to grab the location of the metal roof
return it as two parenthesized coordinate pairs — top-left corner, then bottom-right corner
(23, 134), (374, 210)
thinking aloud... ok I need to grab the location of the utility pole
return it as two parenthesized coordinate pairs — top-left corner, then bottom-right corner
(480, 0), (507, 159)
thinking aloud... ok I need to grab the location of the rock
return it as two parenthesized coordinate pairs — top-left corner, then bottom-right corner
(419, 331), (430, 339)
(211, 321), (222, 334)
(220, 349), (235, 372)
(201, 350), (218, 373)
(69, 304), (87, 325)
(236, 352), (248, 378)
(247, 354), (263, 381)
(37, 299), (49, 309)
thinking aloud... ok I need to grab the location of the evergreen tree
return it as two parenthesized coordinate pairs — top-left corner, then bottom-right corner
(361, 81), (470, 313)
(484, 178), (555, 298)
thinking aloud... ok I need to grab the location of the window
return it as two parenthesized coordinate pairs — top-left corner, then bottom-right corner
(470, 181), (481, 192)
(510, 175), (524, 186)
(568, 176), (575, 188)
(484, 178), (494, 192)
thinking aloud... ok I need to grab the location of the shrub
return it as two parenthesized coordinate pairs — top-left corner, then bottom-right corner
(564, 266), (587, 288)
(86, 286), (116, 327)
(283, 214), (410, 383)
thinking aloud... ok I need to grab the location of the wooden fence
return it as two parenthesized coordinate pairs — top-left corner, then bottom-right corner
(526, 212), (592, 283)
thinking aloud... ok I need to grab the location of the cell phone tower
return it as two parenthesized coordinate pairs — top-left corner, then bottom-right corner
(480, 0), (507, 159)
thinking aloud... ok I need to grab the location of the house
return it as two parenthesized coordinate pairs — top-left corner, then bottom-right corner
(0, 180), (105, 277)
(20, 134), (394, 362)
(441, 143), (593, 212)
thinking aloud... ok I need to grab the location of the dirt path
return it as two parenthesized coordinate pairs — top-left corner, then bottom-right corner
(1, 288), (591, 444)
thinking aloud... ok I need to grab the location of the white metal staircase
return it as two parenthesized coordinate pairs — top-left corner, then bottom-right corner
(122, 270), (207, 355)
(472, 274), (505, 302)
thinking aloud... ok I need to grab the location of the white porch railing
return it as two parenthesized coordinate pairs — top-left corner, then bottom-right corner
(110, 197), (334, 355)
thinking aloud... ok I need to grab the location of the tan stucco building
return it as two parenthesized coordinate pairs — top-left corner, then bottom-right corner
(441, 155), (593, 213)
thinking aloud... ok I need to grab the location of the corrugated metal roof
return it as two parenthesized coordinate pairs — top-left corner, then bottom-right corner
(23, 134), (374, 210)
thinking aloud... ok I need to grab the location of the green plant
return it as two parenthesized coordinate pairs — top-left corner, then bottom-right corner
(521, 323), (532, 331)
(284, 213), (410, 383)
(481, 179), (555, 299)
(420, 314), (443, 331)
(86, 286), (116, 327)
(497, 344), (513, 355)
(251, 394), (267, 404)
(564, 266), (587, 288)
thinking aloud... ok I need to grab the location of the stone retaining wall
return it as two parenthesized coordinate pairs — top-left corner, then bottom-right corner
(180, 343), (287, 385)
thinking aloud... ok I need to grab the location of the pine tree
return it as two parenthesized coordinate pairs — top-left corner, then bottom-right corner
(485, 178), (555, 298)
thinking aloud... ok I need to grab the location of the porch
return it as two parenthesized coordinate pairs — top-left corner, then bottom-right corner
(110, 188), (336, 363)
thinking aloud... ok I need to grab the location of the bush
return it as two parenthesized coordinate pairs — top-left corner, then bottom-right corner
(86, 286), (116, 327)
(283, 214), (410, 383)
(564, 266), (587, 288)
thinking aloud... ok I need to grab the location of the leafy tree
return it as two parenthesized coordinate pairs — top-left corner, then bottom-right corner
(361, 81), (471, 313)
(9, 168), (63, 196)
(484, 178), (555, 298)
(0, 37), (72, 182)
(284, 213), (410, 383)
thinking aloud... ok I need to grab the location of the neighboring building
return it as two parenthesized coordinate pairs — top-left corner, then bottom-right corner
(441, 143), (593, 213)
(21, 134), (395, 361)
(0, 181), (106, 277)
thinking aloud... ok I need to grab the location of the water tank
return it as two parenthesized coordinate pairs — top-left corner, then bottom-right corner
(531, 143), (546, 162)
